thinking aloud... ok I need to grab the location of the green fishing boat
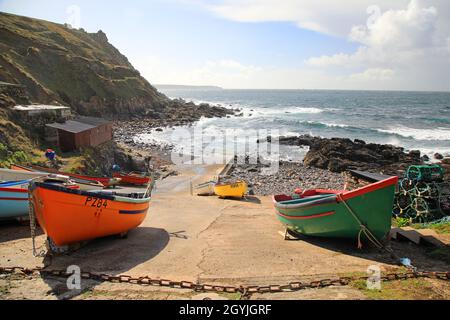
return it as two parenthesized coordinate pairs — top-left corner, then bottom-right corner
(273, 177), (398, 243)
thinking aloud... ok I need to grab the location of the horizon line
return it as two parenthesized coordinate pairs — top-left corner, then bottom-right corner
(154, 84), (450, 94)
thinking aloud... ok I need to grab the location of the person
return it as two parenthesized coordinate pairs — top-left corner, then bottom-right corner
(44, 149), (58, 168)
(45, 149), (56, 161)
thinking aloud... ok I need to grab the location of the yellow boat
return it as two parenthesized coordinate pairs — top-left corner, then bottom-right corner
(214, 181), (248, 198)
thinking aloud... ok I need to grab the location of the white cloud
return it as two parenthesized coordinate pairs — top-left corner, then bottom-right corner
(189, 60), (263, 86)
(132, 55), (407, 90)
(349, 0), (438, 50)
(205, 0), (410, 36)
(136, 0), (450, 91)
(130, 57), (265, 88)
(304, 0), (450, 90)
(350, 68), (395, 81)
(306, 53), (354, 68)
(307, 0), (448, 66)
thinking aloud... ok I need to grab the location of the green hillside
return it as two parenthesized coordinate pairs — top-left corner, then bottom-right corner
(0, 11), (167, 117)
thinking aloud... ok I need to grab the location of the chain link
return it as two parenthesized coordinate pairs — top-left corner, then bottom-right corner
(1, 266), (448, 295)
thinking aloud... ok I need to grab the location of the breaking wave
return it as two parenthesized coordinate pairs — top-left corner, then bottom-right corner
(377, 127), (450, 141)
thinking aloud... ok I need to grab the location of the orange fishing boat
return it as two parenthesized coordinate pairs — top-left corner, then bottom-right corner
(113, 172), (151, 186)
(30, 179), (151, 247)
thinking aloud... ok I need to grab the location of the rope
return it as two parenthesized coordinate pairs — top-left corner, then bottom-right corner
(28, 178), (46, 258)
(337, 194), (419, 271)
(337, 194), (385, 249)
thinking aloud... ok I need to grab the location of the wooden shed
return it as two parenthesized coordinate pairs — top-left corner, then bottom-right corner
(46, 116), (113, 152)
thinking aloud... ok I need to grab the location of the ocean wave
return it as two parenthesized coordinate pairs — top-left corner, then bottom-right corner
(377, 127), (450, 141)
(256, 107), (325, 115)
(302, 121), (350, 129)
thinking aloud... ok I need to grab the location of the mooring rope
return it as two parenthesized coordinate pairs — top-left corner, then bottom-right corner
(336, 193), (415, 271)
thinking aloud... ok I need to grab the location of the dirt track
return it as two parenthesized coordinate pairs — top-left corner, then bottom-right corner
(0, 164), (449, 300)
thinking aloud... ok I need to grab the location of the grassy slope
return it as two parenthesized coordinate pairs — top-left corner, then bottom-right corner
(0, 12), (170, 168)
(0, 12), (167, 115)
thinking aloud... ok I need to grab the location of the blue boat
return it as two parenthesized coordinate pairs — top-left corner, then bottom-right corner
(0, 180), (30, 219)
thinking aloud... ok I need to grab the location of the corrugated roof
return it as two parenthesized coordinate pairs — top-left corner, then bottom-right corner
(46, 120), (95, 134)
(45, 117), (111, 134)
(13, 105), (70, 111)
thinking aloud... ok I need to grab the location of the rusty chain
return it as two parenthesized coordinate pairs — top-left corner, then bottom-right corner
(0, 266), (448, 296)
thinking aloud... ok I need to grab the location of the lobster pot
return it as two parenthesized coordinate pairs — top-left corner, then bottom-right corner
(394, 165), (449, 222)
(406, 165), (444, 182)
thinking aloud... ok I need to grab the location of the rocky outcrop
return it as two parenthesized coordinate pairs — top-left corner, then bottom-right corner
(275, 135), (423, 175)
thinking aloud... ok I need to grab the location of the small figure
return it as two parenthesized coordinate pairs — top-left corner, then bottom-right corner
(45, 149), (58, 168)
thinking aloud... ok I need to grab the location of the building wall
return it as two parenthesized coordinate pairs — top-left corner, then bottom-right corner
(74, 131), (91, 150)
(57, 130), (76, 152)
(89, 123), (113, 147)
(56, 123), (113, 152)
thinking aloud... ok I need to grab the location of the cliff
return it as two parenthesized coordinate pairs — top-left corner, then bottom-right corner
(0, 12), (171, 117)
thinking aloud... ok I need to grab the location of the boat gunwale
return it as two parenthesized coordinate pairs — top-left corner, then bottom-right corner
(0, 187), (29, 194)
(32, 182), (151, 203)
(28, 165), (113, 186)
(273, 194), (338, 211)
(273, 176), (398, 208)
(214, 181), (246, 187)
(276, 210), (336, 220)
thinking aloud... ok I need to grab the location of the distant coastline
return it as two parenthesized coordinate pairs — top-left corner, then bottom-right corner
(155, 84), (223, 91)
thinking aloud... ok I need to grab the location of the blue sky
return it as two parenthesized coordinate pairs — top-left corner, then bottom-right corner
(1, 0), (449, 91)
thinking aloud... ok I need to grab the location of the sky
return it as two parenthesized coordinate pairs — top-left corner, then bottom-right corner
(0, 0), (449, 91)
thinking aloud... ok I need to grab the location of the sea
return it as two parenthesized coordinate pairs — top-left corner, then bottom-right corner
(136, 89), (450, 162)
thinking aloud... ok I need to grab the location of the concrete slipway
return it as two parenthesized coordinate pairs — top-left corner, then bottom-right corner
(0, 164), (448, 300)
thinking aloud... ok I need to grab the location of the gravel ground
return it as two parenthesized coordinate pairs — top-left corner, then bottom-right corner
(228, 161), (346, 196)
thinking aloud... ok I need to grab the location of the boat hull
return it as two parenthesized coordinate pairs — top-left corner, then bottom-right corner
(214, 181), (248, 198)
(0, 187), (29, 219)
(274, 177), (398, 241)
(194, 181), (216, 196)
(31, 183), (150, 246)
(113, 172), (150, 186)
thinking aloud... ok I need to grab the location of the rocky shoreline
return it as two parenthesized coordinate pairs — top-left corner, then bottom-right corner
(111, 103), (240, 179)
(228, 161), (345, 196)
(114, 99), (239, 145)
(113, 122), (449, 193)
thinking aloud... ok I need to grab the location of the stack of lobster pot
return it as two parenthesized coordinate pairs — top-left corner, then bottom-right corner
(394, 165), (450, 222)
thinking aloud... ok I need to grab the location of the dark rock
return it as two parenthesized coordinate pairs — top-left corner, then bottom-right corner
(279, 134), (424, 175)
(434, 153), (444, 160)
(409, 150), (421, 159)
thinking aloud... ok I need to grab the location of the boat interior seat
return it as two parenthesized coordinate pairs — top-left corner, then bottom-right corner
(278, 194), (337, 205)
